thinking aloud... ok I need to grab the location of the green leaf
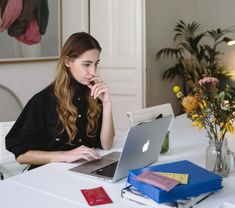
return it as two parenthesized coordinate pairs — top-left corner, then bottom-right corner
(156, 20), (234, 92)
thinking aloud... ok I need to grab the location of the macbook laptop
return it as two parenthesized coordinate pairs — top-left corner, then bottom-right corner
(69, 114), (172, 182)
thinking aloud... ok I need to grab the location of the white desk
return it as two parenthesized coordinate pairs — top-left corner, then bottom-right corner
(1, 114), (235, 208)
(0, 179), (87, 208)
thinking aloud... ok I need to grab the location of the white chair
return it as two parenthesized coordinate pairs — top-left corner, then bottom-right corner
(126, 103), (175, 154)
(0, 84), (23, 122)
(0, 84), (27, 179)
(0, 122), (28, 179)
(126, 103), (175, 127)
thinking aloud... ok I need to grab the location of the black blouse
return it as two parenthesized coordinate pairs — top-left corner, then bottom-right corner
(5, 81), (103, 169)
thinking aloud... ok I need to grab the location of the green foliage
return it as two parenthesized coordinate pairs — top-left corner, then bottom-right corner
(157, 20), (235, 93)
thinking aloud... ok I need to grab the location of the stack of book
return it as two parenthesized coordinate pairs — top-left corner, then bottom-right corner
(121, 160), (223, 207)
(121, 185), (214, 208)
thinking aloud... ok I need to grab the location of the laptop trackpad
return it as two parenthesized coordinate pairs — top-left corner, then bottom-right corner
(69, 151), (120, 173)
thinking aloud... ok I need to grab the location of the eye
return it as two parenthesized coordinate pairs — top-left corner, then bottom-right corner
(83, 63), (90, 67)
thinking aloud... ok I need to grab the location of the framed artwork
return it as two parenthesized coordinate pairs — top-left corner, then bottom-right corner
(0, 0), (62, 63)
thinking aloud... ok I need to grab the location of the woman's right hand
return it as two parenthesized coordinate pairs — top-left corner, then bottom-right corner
(64, 145), (101, 163)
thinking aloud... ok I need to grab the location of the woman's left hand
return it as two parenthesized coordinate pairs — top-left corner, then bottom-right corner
(87, 76), (111, 103)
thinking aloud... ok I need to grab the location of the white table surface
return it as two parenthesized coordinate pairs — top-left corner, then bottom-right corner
(1, 114), (235, 208)
(0, 179), (89, 208)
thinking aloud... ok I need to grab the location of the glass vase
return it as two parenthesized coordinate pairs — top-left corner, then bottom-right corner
(205, 138), (230, 177)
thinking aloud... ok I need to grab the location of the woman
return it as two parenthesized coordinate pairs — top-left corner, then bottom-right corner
(5, 32), (115, 170)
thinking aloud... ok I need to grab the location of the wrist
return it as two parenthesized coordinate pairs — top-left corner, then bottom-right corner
(102, 100), (112, 107)
(50, 151), (68, 163)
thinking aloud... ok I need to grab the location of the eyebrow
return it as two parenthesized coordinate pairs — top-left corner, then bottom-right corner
(82, 59), (100, 63)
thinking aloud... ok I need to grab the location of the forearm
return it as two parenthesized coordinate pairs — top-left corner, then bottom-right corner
(100, 101), (115, 150)
(16, 145), (101, 165)
(16, 150), (67, 165)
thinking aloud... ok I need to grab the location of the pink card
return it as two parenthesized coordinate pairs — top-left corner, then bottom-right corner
(134, 170), (180, 192)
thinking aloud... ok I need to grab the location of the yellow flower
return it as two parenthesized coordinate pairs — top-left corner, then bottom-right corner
(229, 126), (234, 134)
(226, 123), (234, 134)
(199, 102), (204, 110)
(198, 122), (204, 129)
(182, 96), (198, 113)
(173, 85), (180, 93)
(220, 122), (224, 128)
(192, 119), (204, 129)
(202, 100), (207, 108)
(192, 114), (199, 119)
(202, 112), (207, 117)
(192, 120), (199, 126)
(176, 91), (183, 98)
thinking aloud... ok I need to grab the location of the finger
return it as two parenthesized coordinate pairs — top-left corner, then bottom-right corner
(89, 83), (100, 97)
(90, 76), (102, 84)
(90, 150), (101, 159)
(90, 83), (105, 97)
(77, 151), (99, 161)
(93, 85), (106, 98)
(79, 154), (91, 161)
(95, 88), (107, 99)
(86, 154), (101, 161)
(79, 147), (101, 159)
(93, 83), (107, 94)
(87, 84), (93, 90)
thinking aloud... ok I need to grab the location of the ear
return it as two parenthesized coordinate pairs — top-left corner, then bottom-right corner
(64, 56), (71, 68)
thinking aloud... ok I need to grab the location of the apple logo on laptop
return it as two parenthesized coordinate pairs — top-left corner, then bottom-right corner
(142, 140), (150, 152)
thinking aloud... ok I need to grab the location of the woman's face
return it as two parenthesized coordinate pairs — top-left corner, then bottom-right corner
(65, 49), (100, 85)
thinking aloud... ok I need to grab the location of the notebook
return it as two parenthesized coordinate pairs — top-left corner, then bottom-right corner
(69, 114), (172, 182)
(127, 160), (223, 203)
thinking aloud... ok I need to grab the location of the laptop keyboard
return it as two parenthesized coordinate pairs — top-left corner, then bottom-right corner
(91, 161), (118, 178)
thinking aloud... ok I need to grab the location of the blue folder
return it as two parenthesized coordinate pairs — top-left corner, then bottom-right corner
(127, 160), (223, 203)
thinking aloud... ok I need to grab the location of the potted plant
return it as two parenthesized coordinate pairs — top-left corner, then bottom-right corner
(156, 20), (235, 94)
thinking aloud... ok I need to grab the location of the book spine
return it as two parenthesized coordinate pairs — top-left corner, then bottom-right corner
(121, 188), (174, 208)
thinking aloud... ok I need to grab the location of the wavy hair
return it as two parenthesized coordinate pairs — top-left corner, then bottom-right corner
(53, 32), (102, 144)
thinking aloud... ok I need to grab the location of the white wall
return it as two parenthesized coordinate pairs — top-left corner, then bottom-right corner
(62, 0), (88, 43)
(146, 0), (235, 114)
(0, 0), (88, 106)
(197, 0), (235, 84)
(1, 0), (235, 120)
(0, 62), (55, 106)
(146, 0), (198, 115)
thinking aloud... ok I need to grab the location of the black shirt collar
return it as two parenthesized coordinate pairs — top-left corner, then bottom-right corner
(71, 79), (89, 101)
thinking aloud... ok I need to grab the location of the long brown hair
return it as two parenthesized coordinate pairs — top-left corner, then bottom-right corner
(54, 32), (102, 144)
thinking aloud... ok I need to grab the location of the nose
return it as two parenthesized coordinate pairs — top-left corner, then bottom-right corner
(88, 65), (96, 76)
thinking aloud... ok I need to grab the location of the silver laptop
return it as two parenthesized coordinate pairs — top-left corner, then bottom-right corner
(69, 114), (172, 182)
